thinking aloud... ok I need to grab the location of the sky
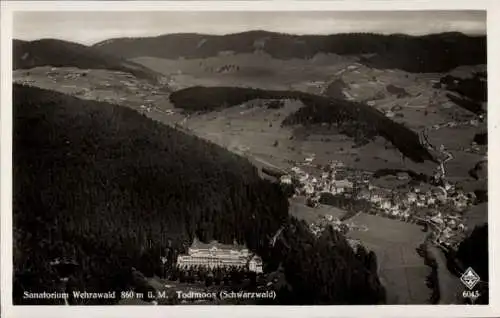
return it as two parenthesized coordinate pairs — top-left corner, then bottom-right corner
(14, 11), (486, 45)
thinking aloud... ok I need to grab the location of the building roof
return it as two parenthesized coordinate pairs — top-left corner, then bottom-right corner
(191, 237), (246, 251)
(334, 179), (353, 188)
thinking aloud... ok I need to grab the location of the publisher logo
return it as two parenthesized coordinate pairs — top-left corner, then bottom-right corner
(460, 267), (480, 290)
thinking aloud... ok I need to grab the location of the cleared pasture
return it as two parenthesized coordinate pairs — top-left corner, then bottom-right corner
(347, 213), (432, 304)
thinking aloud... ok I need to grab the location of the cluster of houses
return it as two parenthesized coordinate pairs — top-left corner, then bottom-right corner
(281, 157), (376, 208)
(417, 211), (467, 249)
(15, 78), (36, 85)
(40, 67), (163, 94)
(61, 70), (89, 81)
(45, 68), (62, 83)
(308, 214), (368, 238)
(309, 214), (349, 236)
(465, 141), (484, 154)
(17, 68), (172, 114)
(358, 186), (473, 248)
(357, 182), (474, 219)
(43, 67), (91, 83)
(42, 68), (170, 109)
(215, 64), (240, 73)
(280, 159), (362, 204)
(430, 118), (483, 132)
(114, 75), (161, 95)
(280, 154), (475, 247)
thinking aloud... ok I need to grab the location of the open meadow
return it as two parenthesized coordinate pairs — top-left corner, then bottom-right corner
(347, 213), (431, 304)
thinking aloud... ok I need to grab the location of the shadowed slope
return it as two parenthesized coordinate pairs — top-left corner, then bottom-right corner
(14, 39), (164, 82)
(93, 31), (486, 73)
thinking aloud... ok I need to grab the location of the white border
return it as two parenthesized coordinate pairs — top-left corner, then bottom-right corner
(1, 1), (499, 318)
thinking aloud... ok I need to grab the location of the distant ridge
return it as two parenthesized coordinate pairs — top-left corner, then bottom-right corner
(92, 31), (486, 73)
(13, 38), (164, 82)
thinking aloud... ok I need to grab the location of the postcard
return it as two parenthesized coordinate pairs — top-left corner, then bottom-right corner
(1, 1), (498, 317)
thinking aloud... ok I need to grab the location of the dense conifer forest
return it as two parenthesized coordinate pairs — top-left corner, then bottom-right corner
(13, 84), (385, 305)
(440, 72), (487, 115)
(441, 72), (487, 103)
(457, 224), (488, 282)
(446, 224), (489, 304)
(93, 31), (486, 73)
(457, 224), (488, 297)
(13, 39), (162, 82)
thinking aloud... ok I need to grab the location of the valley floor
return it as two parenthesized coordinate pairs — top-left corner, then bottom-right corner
(13, 61), (487, 305)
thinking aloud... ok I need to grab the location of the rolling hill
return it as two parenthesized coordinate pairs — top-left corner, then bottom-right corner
(13, 84), (385, 305)
(13, 39), (164, 82)
(169, 86), (436, 163)
(92, 31), (486, 73)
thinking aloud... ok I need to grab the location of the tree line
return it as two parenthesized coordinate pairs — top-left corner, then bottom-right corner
(93, 31), (486, 73)
(13, 39), (162, 83)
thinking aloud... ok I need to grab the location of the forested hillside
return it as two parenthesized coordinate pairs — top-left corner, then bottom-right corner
(93, 31), (486, 73)
(269, 218), (385, 304)
(441, 72), (487, 115)
(13, 85), (385, 305)
(457, 224), (488, 281)
(169, 86), (435, 163)
(457, 224), (488, 304)
(13, 39), (163, 82)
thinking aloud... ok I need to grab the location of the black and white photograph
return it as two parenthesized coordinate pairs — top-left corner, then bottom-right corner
(1, 1), (498, 317)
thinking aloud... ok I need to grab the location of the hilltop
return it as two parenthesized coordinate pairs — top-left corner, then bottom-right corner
(13, 39), (164, 82)
(92, 31), (486, 73)
(13, 84), (385, 305)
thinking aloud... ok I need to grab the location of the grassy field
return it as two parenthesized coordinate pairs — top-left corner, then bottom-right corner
(132, 53), (355, 91)
(154, 54), (485, 180)
(288, 199), (433, 304)
(346, 213), (431, 304)
(13, 67), (174, 113)
(15, 58), (487, 183)
(427, 245), (463, 304)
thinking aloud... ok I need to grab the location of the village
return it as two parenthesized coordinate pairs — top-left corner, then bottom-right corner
(279, 152), (476, 250)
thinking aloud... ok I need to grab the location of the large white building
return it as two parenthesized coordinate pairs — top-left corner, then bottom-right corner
(176, 238), (263, 273)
